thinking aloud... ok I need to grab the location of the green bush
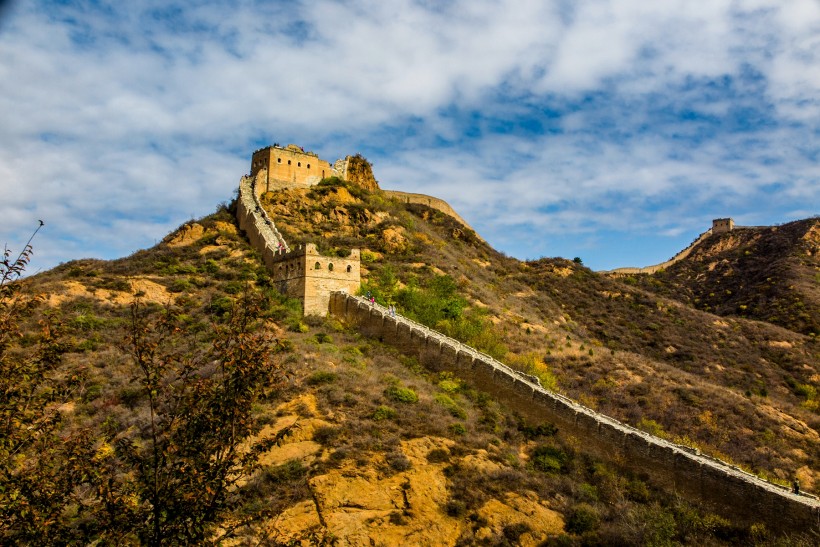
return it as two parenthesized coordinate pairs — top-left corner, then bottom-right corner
(434, 393), (467, 419)
(372, 405), (397, 421)
(565, 503), (599, 535)
(384, 385), (418, 403)
(306, 371), (337, 386)
(531, 445), (570, 474)
(207, 295), (234, 317)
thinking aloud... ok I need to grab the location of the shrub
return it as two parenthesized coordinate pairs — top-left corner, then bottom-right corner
(450, 423), (467, 435)
(372, 406), (397, 421)
(207, 295), (234, 317)
(565, 503), (599, 535)
(306, 371), (337, 386)
(434, 393), (467, 419)
(426, 448), (450, 463)
(386, 451), (411, 472)
(384, 385), (418, 403)
(314, 332), (333, 344)
(530, 445), (570, 474)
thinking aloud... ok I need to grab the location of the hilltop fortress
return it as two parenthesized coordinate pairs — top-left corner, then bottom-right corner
(238, 144), (477, 315)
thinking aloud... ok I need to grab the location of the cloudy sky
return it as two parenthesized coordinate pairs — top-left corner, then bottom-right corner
(1, 0), (818, 273)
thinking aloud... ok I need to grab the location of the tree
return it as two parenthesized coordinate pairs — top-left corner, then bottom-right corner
(0, 224), (96, 544)
(99, 291), (280, 545)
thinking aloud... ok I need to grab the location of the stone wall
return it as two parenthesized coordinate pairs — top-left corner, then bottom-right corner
(383, 190), (484, 242)
(329, 292), (820, 535)
(236, 172), (360, 316)
(236, 173), (290, 263)
(603, 228), (714, 276)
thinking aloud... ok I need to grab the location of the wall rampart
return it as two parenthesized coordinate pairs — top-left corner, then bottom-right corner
(603, 228), (714, 276)
(383, 190), (485, 243)
(329, 291), (820, 534)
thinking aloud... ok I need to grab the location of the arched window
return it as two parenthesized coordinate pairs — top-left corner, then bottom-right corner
(328, 263), (334, 271)
(346, 265), (352, 273)
(288, 160), (291, 165)
(307, 163), (311, 169)
(314, 262), (321, 270)
(297, 162), (301, 167)
(277, 158), (281, 163)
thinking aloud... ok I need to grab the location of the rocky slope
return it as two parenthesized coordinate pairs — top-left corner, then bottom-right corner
(260, 182), (820, 495)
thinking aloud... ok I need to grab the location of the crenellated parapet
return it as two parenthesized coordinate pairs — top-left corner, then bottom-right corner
(329, 291), (820, 535)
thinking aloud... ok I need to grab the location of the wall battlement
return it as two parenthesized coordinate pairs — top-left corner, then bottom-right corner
(236, 172), (360, 316)
(329, 292), (820, 535)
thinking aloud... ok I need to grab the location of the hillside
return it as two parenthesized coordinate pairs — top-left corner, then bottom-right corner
(261, 180), (820, 490)
(1, 179), (818, 544)
(627, 219), (820, 337)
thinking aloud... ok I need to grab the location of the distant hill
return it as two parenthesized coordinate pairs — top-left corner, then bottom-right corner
(632, 218), (820, 337)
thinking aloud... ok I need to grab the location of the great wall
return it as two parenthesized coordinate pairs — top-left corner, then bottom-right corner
(236, 145), (820, 534)
(602, 217), (770, 276)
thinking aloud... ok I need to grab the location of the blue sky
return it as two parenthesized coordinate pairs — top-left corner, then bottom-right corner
(1, 0), (818, 273)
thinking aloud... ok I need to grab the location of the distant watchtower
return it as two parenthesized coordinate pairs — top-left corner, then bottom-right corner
(250, 144), (333, 194)
(712, 218), (735, 234)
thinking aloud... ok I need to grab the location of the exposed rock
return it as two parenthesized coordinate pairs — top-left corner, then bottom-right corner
(344, 154), (379, 191)
(46, 278), (171, 306)
(382, 227), (409, 253)
(213, 221), (238, 234)
(165, 222), (205, 246)
(474, 492), (564, 545)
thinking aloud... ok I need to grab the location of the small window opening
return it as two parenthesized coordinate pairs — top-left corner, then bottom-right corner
(314, 262), (321, 270)
(328, 263), (334, 271)
(346, 265), (352, 273)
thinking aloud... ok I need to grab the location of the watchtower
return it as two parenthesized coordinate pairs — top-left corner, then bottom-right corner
(712, 218), (735, 234)
(250, 144), (333, 194)
(269, 243), (361, 316)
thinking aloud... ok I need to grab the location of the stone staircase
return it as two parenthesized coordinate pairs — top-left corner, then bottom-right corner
(238, 173), (290, 254)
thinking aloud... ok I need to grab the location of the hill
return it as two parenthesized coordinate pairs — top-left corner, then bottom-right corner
(628, 219), (820, 337)
(1, 177), (818, 544)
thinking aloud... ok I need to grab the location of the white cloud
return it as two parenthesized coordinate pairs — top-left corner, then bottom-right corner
(0, 0), (817, 272)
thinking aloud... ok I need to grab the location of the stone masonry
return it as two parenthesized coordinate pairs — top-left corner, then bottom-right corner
(329, 292), (820, 535)
(236, 168), (360, 316)
(251, 144), (334, 194)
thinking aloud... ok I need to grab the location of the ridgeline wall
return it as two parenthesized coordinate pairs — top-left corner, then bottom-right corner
(383, 190), (484, 243)
(329, 292), (820, 535)
(603, 228), (714, 276)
